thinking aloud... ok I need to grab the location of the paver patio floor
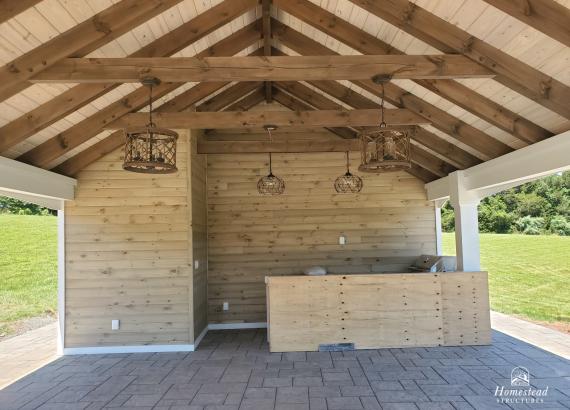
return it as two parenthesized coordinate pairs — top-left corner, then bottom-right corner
(1, 329), (569, 410)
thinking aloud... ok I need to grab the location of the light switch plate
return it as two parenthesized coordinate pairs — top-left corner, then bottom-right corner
(339, 234), (347, 245)
(111, 319), (120, 330)
(194, 260), (199, 269)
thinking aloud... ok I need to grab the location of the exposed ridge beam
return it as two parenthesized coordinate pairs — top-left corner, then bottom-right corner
(18, 23), (261, 169)
(273, 0), (551, 144)
(262, 0), (273, 102)
(348, 0), (570, 119)
(0, 0), (42, 24)
(272, 20), (512, 159)
(0, 0), (259, 154)
(32, 55), (494, 83)
(482, 0), (570, 48)
(0, 0), (185, 102)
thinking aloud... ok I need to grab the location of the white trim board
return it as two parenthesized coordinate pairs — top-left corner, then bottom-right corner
(62, 322), (268, 355)
(208, 322), (267, 330)
(57, 208), (65, 356)
(194, 326), (208, 349)
(63, 344), (197, 355)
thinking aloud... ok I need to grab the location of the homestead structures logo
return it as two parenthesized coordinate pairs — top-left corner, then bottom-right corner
(494, 366), (549, 404)
(511, 366), (530, 386)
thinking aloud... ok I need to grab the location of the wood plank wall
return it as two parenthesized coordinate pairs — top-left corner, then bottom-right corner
(65, 132), (195, 347)
(207, 151), (436, 324)
(190, 131), (208, 339)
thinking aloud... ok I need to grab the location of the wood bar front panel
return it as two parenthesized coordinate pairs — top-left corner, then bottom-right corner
(266, 272), (491, 352)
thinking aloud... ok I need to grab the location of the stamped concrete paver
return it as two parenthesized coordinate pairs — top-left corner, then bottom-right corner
(0, 322), (569, 409)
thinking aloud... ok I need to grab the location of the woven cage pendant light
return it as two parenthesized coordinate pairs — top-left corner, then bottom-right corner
(123, 77), (178, 174)
(358, 76), (413, 173)
(257, 125), (285, 195)
(334, 151), (363, 193)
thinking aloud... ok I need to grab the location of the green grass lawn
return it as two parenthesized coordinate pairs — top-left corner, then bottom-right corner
(0, 215), (57, 336)
(443, 232), (570, 324)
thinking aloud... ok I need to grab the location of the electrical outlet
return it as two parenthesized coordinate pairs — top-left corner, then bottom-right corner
(339, 234), (347, 245)
(111, 319), (120, 330)
(223, 302), (229, 311)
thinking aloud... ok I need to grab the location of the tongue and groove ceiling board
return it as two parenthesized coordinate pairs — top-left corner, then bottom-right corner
(0, 0), (568, 183)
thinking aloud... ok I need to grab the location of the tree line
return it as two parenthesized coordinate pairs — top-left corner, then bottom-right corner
(0, 197), (55, 216)
(442, 171), (570, 235)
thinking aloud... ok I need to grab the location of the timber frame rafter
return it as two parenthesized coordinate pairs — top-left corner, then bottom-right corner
(0, 0), (567, 182)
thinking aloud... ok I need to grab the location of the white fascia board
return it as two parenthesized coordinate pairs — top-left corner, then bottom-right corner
(425, 131), (570, 201)
(426, 176), (450, 201)
(0, 157), (76, 205)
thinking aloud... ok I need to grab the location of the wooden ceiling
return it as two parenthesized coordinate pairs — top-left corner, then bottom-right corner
(0, 0), (568, 182)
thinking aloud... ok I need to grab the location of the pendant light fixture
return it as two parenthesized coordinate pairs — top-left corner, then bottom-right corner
(257, 125), (285, 195)
(359, 76), (413, 173)
(334, 151), (363, 193)
(123, 77), (178, 174)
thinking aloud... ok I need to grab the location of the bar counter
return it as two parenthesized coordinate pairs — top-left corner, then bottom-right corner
(265, 272), (491, 352)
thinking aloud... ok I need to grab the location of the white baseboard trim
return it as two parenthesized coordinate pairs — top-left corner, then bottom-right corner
(63, 344), (195, 355)
(208, 322), (267, 330)
(193, 325), (208, 349)
(62, 322), (267, 355)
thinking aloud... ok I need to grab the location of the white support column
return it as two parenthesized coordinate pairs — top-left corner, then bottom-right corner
(434, 199), (447, 256)
(448, 171), (481, 272)
(57, 205), (66, 355)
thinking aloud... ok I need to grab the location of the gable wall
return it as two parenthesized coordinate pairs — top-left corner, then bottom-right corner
(206, 151), (436, 324)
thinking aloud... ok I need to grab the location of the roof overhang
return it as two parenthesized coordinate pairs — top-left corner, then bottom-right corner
(0, 156), (76, 210)
(426, 130), (570, 202)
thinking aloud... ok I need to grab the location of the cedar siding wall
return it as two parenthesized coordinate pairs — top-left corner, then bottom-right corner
(207, 152), (436, 324)
(64, 143), (436, 344)
(65, 132), (195, 347)
(190, 132), (208, 339)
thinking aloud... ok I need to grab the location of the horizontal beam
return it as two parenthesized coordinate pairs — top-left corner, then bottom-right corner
(198, 139), (359, 154)
(31, 55), (495, 83)
(0, 156), (76, 207)
(106, 109), (429, 129)
(426, 130), (570, 201)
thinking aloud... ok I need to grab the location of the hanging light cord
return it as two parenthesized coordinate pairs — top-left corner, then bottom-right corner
(267, 126), (274, 176)
(345, 151), (351, 174)
(379, 83), (386, 128)
(148, 83), (154, 127)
